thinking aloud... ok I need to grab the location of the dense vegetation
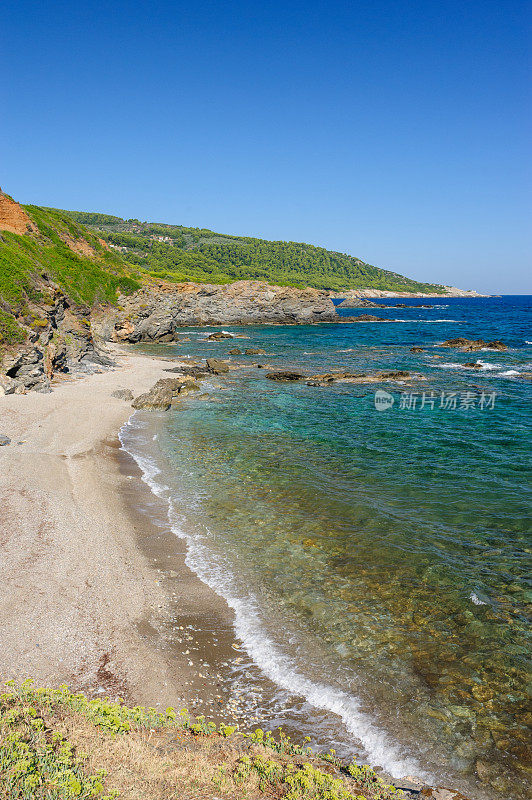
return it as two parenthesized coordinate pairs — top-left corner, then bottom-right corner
(0, 199), (446, 351)
(0, 680), (404, 800)
(63, 210), (446, 294)
(0, 205), (140, 346)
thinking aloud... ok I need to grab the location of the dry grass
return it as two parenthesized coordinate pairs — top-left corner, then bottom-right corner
(0, 682), (402, 800)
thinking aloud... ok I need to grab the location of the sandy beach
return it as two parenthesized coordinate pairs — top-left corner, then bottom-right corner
(0, 345), (240, 713)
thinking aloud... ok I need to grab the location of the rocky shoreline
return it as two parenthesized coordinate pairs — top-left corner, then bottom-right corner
(0, 271), (495, 396)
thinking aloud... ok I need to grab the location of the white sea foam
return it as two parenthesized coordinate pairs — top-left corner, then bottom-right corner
(470, 592), (488, 606)
(118, 413), (429, 782)
(475, 360), (502, 371)
(498, 370), (520, 377)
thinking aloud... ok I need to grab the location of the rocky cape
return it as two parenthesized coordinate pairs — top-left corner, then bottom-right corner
(330, 286), (489, 299)
(96, 280), (363, 344)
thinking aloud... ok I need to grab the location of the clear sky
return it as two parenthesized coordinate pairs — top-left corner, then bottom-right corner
(1, 0), (530, 293)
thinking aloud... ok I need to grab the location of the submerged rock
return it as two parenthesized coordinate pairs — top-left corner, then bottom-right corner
(353, 314), (389, 321)
(266, 371), (304, 382)
(410, 346), (425, 353)
(228, 347), (242, 355)
(207, 332), (233, 341)
(380, 370), (410, 379)
(206, 358), (230, 374)
(244, 348), (266, 355)
(441, 338), (507, 352)
(305, 369), (418, 386)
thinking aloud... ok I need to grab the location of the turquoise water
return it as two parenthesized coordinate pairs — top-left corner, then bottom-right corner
(125, 297), (531, 799)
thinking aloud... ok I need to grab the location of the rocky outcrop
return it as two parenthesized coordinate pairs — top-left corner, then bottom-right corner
(266, 371), (304, 381)
(334, 297), (378, 309)
(101, 281), (360, 343)
(0, 190), (37, 235)
(352, 314), (390, 322)
(206, 358), (229, 374)
(131, 376), (200, 410)
(331, 286), (488, 299)
(244, 348), (266, 355)
(0, 286), (113, 394)
(306, 369), (421, 386)
(207, 332), (234, 341)
(440, 338), (507, 352)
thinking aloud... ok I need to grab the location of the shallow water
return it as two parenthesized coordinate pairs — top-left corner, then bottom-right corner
(124, 296), (532, 799)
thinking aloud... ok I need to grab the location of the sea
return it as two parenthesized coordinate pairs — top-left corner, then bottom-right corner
(119, 295), (531, 800)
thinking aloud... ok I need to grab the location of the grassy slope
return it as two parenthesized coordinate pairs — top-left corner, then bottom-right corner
(0, 206), (140, 347)
(62, 210), (446, 294)
(0, 681), (405, 800)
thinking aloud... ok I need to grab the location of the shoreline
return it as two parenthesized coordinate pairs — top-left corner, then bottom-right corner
(0, 346), (203, 707)
(0, 343), (488, 799)
(0, 344), (334, 728)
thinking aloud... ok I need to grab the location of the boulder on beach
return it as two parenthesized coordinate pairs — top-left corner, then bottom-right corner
(206, 358), (230, 374)
(266, 371), (304, 382)
(131, 375), (200, 410)
(131, 387), (173, 411)
(153, 377), (200, 395)
(165, 365), (210, 377)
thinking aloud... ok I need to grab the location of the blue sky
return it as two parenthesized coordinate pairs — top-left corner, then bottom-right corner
(1, 0), (530, 292)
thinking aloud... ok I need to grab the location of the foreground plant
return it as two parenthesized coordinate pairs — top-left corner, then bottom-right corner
(0, 680), (403, 800)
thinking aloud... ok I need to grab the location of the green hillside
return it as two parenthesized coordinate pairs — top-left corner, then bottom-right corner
(62, 210), (446, 294)
(0, 197), (447, 351)
(0, 202), (140, 347)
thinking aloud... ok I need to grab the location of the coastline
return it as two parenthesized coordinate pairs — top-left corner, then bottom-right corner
(0, 343), (307, 727)
(1, 328), (524, 800)
(0, 340), (432, 786)
(0, 345), (219, 708)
